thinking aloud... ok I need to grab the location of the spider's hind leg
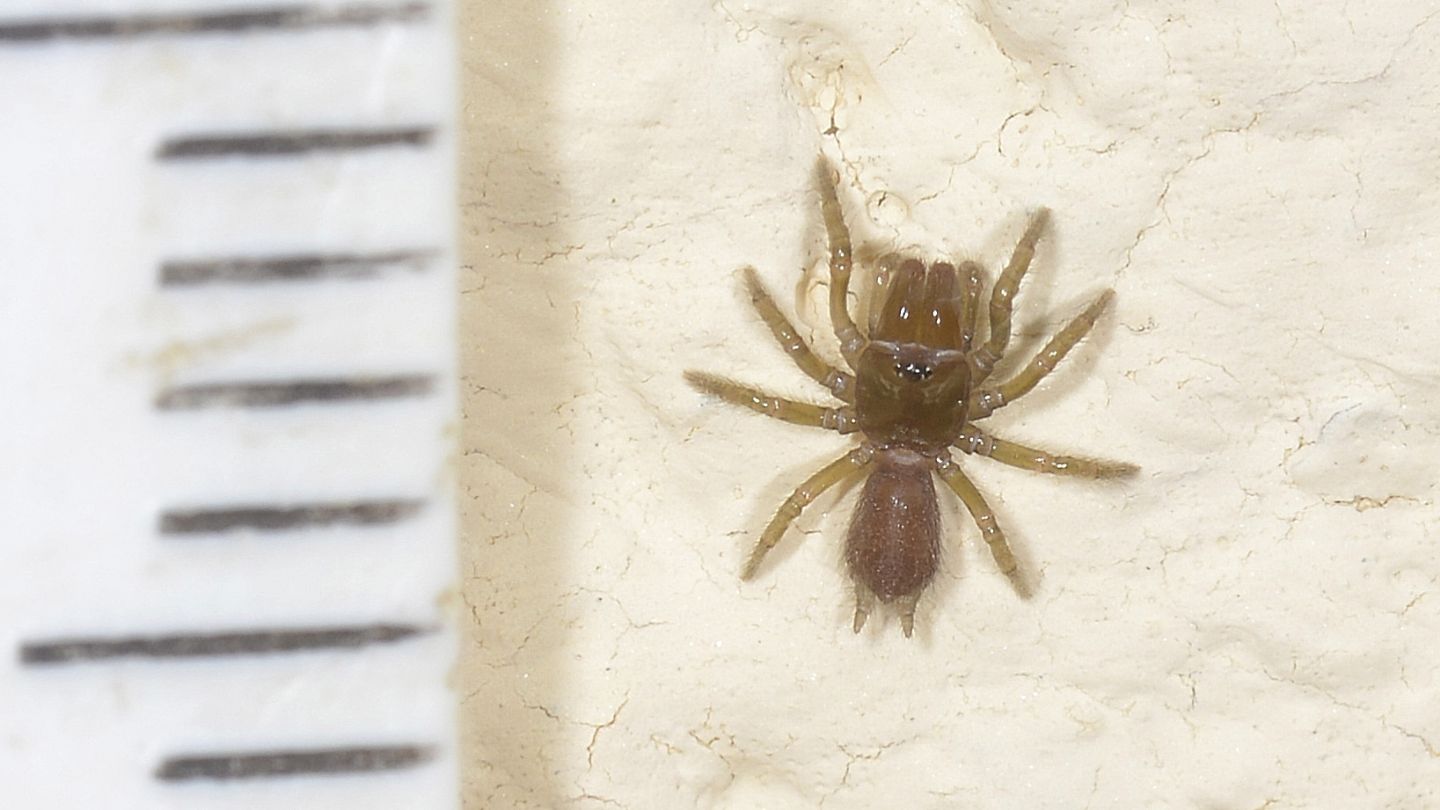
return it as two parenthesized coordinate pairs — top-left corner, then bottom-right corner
(935, 456), (1031, 598)
(744, 447), (873, 579)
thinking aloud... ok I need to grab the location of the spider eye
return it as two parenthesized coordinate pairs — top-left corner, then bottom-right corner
(894, 361), (933, 381)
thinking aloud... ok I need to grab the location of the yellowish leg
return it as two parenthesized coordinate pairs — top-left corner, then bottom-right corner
(974, 208), (1052, 378)
(744, 447), (873, 579)
(935, 456), (1029, 598)
(684, 372), (857, 433)
(815, 158), (866, 365)
(742, 266), (855, 401)
(969, 289), (1114, 419)
(957, 425), (1138, 479)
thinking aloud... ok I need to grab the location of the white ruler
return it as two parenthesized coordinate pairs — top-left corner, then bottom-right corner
(0, 3), (458, 808)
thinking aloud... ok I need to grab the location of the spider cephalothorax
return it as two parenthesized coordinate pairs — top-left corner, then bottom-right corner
(687, 158), (1136, 637)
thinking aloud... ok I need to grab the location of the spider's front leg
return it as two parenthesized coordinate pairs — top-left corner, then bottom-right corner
(968, 289), (1114, 419)
(973, 208), (1051, 380)
(684, 372), (858, 433)
(742, 266), (854, 401)
(815, 158), (866, 366)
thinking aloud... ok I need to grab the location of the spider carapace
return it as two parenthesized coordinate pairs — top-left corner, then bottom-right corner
(687, 158), (1136, 637)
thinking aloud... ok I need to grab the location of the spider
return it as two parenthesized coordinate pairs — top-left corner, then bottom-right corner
(686, 157), (1137, 637)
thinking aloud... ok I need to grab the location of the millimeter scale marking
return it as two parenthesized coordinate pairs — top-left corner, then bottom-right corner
(155, 373), (438, 409)
(159, 498), (428, 534)
(19, 623), (432, 665)
(157, 125), (436, 158)
(1, 2), (457, 807)
(155, 744), (436, 782)
(0, 3), (430, 42)
(161, 248), (437, 285)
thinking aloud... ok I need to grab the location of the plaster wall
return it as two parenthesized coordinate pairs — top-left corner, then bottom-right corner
(459, 2), (1440, 807)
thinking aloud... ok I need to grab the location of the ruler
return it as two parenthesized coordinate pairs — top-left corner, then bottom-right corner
(0, 3), (458, 808)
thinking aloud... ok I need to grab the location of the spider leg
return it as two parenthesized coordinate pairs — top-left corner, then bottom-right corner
(934, 455), (1029, 598)
(968, 289), (1114, 419)
(956, 425), (1138, 479)
(742, 266), (855, 401)
(744, 447), (873, 579)
(973, 207), (1051, 380)
(815, 157), (866, 366)
(684, 372), (857, 433)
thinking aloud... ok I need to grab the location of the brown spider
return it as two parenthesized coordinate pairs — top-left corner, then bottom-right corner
(686, 158), (1137, 637)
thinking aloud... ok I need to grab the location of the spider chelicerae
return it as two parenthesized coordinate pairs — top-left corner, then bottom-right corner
(686, 157), (1137, 638)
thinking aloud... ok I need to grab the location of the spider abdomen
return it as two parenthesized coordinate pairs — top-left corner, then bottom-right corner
(846, 450), (941, 603)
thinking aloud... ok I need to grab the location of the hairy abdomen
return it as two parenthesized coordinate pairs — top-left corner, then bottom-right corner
(846, 453), (941, 602)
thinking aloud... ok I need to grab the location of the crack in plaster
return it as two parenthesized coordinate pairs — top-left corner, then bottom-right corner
(585, 697), (631, 769)
(1383, 718), (1440, 759)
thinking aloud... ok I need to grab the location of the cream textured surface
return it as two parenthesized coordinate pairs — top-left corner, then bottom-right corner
(459, 1), (1440, 807)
